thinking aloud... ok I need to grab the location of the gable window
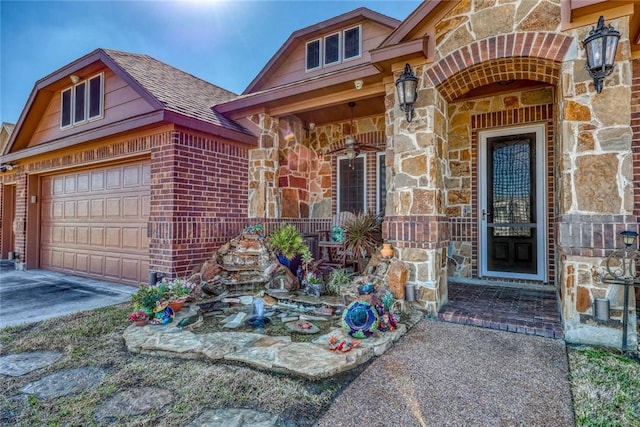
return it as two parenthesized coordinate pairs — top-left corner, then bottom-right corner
(306, 39), (321, 71)
(324, 33), (340, 66)
(337, 155), (366, 213)
(61, 73), (104, 128)
(305, 25), (361, 71)
(343, 26), (361, 60)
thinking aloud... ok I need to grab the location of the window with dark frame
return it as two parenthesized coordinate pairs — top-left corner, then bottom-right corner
(306, 39), (321, 70)
(338, 156), (365, 213)
(377, 153), (386, 216)
(343, 26), (361, 59)
(60, 73), (103, 128)
(324, 33), (340, 65)
(305, 26), (360, 71)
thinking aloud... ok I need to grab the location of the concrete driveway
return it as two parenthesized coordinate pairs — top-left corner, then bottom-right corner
(0, 260), (135, 328)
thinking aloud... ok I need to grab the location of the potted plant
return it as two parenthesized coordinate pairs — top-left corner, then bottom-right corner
(128, 310), (149, 326)
(268, 223), (311, 274)
(131, 284), (164, 317)
(161, 278), (196, 312)
(343, 211), (383, 272)
(326, 267), (353, 296)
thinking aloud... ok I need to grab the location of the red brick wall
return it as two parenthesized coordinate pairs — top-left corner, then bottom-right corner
(428, 33), (573, 101)
(148, 129), (250, 277)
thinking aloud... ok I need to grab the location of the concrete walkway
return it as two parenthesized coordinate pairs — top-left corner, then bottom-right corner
(316, 319), (574, 427)
(0, 260), (135, 328)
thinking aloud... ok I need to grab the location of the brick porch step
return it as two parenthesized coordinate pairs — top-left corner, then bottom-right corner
(438, 282), (564, 339)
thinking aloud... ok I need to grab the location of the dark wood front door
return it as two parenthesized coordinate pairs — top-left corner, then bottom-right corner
(480, 126), (545, 280)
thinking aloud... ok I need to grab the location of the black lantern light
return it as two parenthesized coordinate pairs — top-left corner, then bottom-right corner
(621, 230), (639, 248)
(582, 16), (620, 93)
(395, 63), (418, 122)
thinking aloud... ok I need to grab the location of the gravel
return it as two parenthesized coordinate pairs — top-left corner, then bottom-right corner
(316, 319), (574, 427)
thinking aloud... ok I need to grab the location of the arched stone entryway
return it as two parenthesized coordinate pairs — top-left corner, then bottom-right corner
(386, 31), (573, 314)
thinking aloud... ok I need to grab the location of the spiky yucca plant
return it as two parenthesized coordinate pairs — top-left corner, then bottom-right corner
(343, 211), (383, 259)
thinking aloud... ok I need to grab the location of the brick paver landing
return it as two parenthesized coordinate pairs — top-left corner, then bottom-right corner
(438, 282), (564, 339)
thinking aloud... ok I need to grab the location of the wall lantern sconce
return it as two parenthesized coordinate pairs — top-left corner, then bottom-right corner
(395, 63), (418, 122)
(621, 230), (638, 248)
(582, 16), (620, 93)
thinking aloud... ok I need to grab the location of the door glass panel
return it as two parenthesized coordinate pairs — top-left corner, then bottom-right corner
(491, 137), (532, 237)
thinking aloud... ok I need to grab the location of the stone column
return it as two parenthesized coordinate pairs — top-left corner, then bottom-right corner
(248, 113), (280, 219)
(384, 64), (450, 315)
(558, 17), (637, 348)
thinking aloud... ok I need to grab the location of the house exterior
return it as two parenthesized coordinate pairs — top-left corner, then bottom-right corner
(1, 0), (638, 348)
(0, 49), (255, 285)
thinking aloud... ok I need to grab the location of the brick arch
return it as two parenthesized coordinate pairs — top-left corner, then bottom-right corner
(428, 32), (573, 102)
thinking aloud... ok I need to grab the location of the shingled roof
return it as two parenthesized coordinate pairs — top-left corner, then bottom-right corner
(102, 48), (250, 135)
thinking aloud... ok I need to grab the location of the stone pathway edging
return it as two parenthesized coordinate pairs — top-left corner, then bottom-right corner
(123, 310), (423, 379)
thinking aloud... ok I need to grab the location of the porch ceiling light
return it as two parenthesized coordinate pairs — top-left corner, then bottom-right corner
(0, 163), (15, 172)
(621, 230), (638, 248)
(395, 63), (418, 122)
(582, 16), (620, 93)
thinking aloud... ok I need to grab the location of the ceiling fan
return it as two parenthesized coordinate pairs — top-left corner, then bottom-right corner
(327, 102), (379, 160)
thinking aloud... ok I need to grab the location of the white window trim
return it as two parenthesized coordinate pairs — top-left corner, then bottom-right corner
(323, 32), (341, 67)
(376, 152), (385, 215)
(478, 123), (547, 282)
(60, 72), (104, 129)
(87, 74), (104, 122)
(61, 87), (73, 129)
(337, 153), (366, 213)
(343, 25), (362, 62)
(305, 38), (322, 72)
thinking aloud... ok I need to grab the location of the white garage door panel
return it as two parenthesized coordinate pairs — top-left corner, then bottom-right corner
(40, 162), (150, 285)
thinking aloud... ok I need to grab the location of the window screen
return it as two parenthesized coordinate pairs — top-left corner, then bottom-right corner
(88, 75), (102, 119)
(377, 154), (386, 215)
(338, 156), (365, 213)
(61, 89), (72, 127)
(306, 39), (321, 70)
(324, 33), (340, 65)
(344, 27), (360, 59)
(74, 82), (86, 123)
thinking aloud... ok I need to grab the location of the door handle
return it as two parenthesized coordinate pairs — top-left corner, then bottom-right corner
(482, 209), (492, 221)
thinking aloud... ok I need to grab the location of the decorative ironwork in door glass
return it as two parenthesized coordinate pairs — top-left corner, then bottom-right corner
(492, 139), (532, 237)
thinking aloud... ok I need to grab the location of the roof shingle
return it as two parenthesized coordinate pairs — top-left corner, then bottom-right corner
(102, 49), (249, 134)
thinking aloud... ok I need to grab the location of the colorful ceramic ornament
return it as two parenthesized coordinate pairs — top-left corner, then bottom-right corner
(342, 300), (380, 338)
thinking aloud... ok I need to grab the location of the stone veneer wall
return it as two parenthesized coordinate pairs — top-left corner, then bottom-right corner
(383, 65), (450, 316)
(250, 114), (386, 220)
(557, 16), (637, 348)
(149, 130), (250, 278)
(447, 87), (556, 281)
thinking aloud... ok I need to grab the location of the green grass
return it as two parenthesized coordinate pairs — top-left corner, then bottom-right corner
(2, 305), (639, 426)
(0, 303), (357, 426)
(568, 346), (640, 427)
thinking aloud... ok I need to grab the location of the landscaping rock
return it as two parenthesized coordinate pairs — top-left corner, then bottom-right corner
(0, 351), (63, 377)
(186, 408), (280, 427)
(94, 386), (172, 424)
(21, 367), (106, 399)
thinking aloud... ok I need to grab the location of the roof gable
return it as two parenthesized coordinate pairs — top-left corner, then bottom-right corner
(5, 48), (251, 157)
(244, 7), (400, 94)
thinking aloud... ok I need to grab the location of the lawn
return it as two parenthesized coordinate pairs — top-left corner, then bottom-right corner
(1, 304), (639, 426)
(0, 303), (363, 426)
(568, 346), (640, 427)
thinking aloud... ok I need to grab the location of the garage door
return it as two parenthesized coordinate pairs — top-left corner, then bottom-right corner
(40, 161), (150, 285)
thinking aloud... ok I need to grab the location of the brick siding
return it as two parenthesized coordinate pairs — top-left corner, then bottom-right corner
(429, 33), (572, 101)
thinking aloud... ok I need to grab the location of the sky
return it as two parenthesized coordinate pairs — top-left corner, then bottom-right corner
(0, 0), (421, 125)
